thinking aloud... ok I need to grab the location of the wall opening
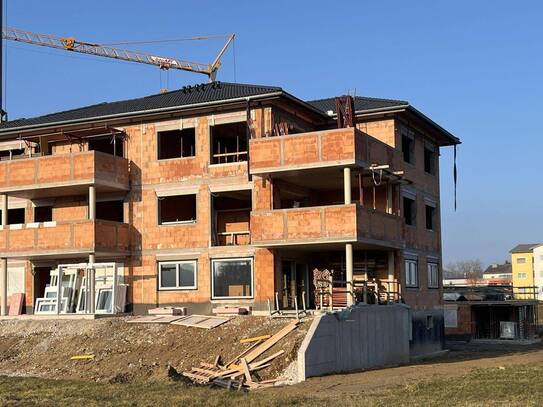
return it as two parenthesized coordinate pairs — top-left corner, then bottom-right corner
(88, 135), (124, 157)
(425, 205), (435, 230)
(424, 147), (436, 174)
(158, 194), (196, 225)
(212, 190), (251, 246)
(0, 208), (25, 225)
(96, 200), (124, 222)
(210, 122), (247, 164)
(402, 135), (414, 164)
(157, 128), (196, 160)
(34, 206), (53, 222)
(403, 197), (416, 226)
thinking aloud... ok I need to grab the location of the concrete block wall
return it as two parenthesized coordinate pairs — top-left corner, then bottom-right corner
(297, 305), (410, 380)
(121, 107), (279, 312)
(250, 204), (357, 245)
(0, 96), (446, 317)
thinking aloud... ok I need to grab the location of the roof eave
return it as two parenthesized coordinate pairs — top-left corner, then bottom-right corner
(404, 105), (460, 146)
(0, 91), (286, 137)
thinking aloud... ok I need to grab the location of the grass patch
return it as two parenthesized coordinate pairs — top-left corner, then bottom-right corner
(1, 362), (543, 406)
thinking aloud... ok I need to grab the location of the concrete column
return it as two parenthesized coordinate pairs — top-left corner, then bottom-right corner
(346, 243), (353, 306)
(88, 185), (96, 220)
(386, 183), (393, 214)
(88, 254), (95, 314)
(0, 194), (7, 316)
(0, 258), (7, 316)
(1, 193), (7, 226)
(388, 251), (395, 281)
(343, 167), (351, 205)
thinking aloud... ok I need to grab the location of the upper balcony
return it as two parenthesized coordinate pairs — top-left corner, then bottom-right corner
(0, 151), (129, 198)
(250, 204), (403, 248)
(249, 127), (398, 175)
(0, 219), (130, 259)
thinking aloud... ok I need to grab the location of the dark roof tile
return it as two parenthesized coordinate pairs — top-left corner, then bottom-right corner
(0, 82), (283, 131)
(510, 243), (542, 253)
(306, 96), (408, 115)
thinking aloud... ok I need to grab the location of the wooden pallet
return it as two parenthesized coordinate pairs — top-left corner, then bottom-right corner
(171, 315), (230, 329)
(182, 320), (298, 390)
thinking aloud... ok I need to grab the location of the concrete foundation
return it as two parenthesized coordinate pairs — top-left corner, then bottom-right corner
(297, 304), (410, 381)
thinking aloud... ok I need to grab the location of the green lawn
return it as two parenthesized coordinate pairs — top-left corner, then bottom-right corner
(1, 362), (542, 406)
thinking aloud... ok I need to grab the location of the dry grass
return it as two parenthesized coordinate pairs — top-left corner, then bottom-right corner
(1, 362), (543, 406)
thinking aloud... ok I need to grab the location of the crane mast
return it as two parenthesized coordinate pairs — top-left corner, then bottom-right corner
(2, 26), (235, 82)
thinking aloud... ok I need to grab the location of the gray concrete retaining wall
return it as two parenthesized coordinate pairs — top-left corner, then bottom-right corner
(297, 304), (410, 381)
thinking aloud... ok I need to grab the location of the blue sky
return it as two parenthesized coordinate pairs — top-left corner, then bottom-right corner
(4, 1), (542, 266)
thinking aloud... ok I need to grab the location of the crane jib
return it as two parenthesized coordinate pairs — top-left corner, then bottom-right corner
(2, 26), (232, 80)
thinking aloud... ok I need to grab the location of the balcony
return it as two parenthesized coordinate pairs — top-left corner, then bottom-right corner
(0, 151), (129, 198)
(251, 204), (403, 247)
(0, 219), (129, 258)
(249, 127), (399, 175)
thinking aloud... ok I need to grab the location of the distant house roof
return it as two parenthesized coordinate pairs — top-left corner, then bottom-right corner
(509, 244), (543, 254)
(483, 263), (512, 276)
(0, 81), (459, 145)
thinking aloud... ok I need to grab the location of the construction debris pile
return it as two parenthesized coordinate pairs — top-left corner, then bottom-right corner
(182, 320), (299, 390)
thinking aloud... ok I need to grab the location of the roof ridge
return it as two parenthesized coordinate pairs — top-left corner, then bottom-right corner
(4, 81), (285, 123)
(306, 95), (408, 104)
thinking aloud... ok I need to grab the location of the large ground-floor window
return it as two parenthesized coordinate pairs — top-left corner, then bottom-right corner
(211, 258), (253, 299)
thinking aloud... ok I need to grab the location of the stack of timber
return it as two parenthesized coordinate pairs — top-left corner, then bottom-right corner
(182, 320), (299, 390)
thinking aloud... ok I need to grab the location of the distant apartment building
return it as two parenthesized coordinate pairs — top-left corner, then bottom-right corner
(510, 244), (543, 300)
(482, 262), (512, 283)
(0, 81), (459, 343)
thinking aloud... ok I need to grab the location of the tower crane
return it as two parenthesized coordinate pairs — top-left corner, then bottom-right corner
(2, 26), (235, 82)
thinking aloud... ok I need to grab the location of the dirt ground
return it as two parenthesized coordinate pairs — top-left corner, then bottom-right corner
(2, 316), (543, 404)
(266, 340), (543, 398)
(0, 316), (309, 383)
(1, 340), (543, 406)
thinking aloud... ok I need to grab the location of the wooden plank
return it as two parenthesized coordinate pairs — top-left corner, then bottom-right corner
(243, 321), (298, 363)
(240, 335), (271, 344)
(70, 354), (95, 360)
(213, 355), (221, 367)
(192, 367), (221, 376)
(200, 362), (217, 369)
(225, 339), (263, 368)
(240, 358), (252, 384)
(170, 314), (230, 329)
(258, 377), (284, 384)
(8, 293), (24, 316)
(127, 315), (185, 324)
(182, 371), (212, 383)
(249, 350), (284, 368)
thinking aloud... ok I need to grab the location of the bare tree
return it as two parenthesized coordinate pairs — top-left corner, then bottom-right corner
(444, 260), (484, 284)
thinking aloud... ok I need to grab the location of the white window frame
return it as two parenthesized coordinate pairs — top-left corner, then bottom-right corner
(405, 259), (419, 288)
(211, 257), (254, 300)
(518, 272), (527, 279)
(427, 262), (439, 288)
(158, 260), (198, 291)
(516, 257), (526, 264)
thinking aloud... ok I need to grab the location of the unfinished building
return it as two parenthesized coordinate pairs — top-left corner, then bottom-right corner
(0, 82), (459, 353)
